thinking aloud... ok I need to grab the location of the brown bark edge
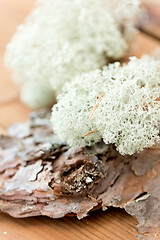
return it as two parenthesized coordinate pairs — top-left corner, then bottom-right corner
(0, 109), (160, 240)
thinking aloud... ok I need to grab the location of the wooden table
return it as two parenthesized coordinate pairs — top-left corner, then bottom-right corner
(0, 1), (159, 239)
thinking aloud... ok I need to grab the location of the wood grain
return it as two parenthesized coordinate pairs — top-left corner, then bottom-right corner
(0, 0), (159, 239)
(0, 210), (138, 240)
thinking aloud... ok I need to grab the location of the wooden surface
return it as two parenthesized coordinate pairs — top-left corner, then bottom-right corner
(0, 1), (160, 239)
(140, 0), (160, 39)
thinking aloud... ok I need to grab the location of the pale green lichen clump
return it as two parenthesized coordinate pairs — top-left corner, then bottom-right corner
(52, 56), (160, 155)
(5, 0), (140, 108)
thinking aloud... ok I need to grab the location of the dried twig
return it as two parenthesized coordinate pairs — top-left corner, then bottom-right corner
(89, 91), (104, 119)
(83, 130), (98, 137)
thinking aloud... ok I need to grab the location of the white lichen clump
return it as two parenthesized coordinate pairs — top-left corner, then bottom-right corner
(52, 56), (160, 155)
(5, 0), (140, 108)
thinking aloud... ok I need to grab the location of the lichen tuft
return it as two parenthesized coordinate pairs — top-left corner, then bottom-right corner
(5, 0), (140, 108)
(52, 56), (160, 155)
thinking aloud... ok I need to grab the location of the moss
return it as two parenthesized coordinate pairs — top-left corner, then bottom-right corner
(52, 56), (160, 155)
(5, 0), (140, 108)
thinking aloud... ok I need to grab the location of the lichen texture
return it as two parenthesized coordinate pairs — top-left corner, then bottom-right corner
(5, 0), (140, 108)
(52, 56), (160, 155)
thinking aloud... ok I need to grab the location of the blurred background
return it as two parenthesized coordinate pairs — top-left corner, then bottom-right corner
(139, 0), (160, 39)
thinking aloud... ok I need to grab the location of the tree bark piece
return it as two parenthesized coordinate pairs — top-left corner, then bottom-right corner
(0, 109), (160, 240)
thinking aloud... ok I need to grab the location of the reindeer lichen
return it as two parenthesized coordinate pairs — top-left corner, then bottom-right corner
(5, 0), (140, 108)
(52, 56), (160, 155)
